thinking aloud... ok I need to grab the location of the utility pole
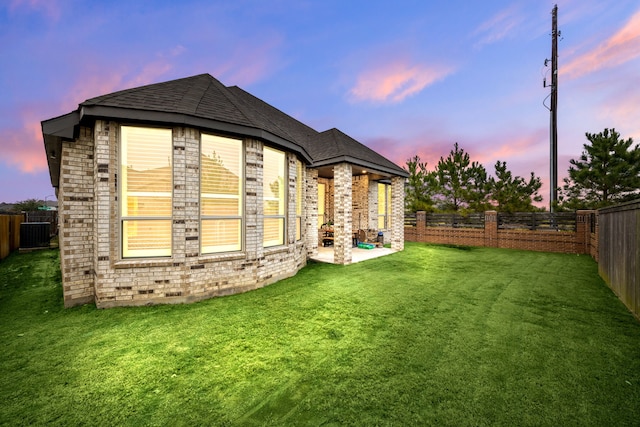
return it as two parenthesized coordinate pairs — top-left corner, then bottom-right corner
(549, 4), (558, 212)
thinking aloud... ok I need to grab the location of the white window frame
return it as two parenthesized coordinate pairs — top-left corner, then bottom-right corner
(119, 125), (173, 259)
(200, 133), (244, 254)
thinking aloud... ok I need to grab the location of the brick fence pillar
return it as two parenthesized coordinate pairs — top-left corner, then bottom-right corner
(390, 176), (405, 251)
(416, 211), (426, 242)
(576, 210), (594, 255)
(484, 210), (498, 247)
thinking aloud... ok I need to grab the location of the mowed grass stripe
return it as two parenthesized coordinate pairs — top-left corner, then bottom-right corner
(0, 243), (639, 426)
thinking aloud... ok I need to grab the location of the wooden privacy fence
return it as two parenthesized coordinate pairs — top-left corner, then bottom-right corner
(0, 214), (24, 260)
(597, 200), (639, 319)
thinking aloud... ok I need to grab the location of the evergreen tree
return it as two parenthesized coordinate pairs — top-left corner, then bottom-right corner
(436, 143), (489, 212)
(404, 155), (437, 212)
(489, 161), (542, 212)
(11, 199), (43, 212)
(559, 128), (640, 209)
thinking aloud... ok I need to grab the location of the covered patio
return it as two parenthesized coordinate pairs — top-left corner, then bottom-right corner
(310, 245), (397, 264)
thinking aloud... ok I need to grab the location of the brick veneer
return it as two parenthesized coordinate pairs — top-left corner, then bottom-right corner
(56, 121), (406, 308)
(59, 122), (309, 308)
(333, 163), (353, 265)
(59, 126), (96, 307)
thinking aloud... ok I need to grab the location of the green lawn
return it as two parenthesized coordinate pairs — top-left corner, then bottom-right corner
(1, 243), (639, 426)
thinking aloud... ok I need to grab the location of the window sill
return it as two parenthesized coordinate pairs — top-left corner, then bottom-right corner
(114, 258), (175, 269)
(198, 252), (247, 264)
(263, 245), (290, 256)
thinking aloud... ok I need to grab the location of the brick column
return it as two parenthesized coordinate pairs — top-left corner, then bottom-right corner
(416, 211), (427, 243)
(304, 168), (319, 258)
(576, 210), (594, 255)
(245, 139), (262, 262)
(287, 154), (297, 245)
(484, 210), (498, 247)
(59, 126), (95, 307)
(391, 176), (405, 251)
(333, 163), (352, 265)
(94, 121), (113, 304)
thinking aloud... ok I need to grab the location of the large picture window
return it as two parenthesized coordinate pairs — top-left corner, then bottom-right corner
(263, 147), (286, 247)
(377, 182), (391, 230)
(120, 126), (173, 258)
(201, 134), (243, 254)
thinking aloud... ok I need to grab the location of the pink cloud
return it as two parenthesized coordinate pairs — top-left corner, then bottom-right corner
(4, 109), (49, 173)
(349, 60), (453, 104)
(562, 9), (640, 79)
(472, 5), (523, 47)
(3, 55), (180, 174)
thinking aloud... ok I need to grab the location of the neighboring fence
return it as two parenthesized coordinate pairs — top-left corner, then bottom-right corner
(0, 214), (24, 260)
(405, 203), (639, 319)
(24, 211), (58, 237)
(597, 200), (639, 319)
(405, 210), (592, 254)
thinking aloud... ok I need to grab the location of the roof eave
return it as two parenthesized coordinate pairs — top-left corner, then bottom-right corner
(310, 155), (409, 178)
(41, 111), (81, 189)
(78, 105), (314, 164)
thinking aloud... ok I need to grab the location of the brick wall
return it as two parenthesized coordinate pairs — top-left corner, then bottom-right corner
(60, 122), (309, 308)
(59, 126), (95, 307)
(352, 174), (370, 231)
(406, 210), (596, 255)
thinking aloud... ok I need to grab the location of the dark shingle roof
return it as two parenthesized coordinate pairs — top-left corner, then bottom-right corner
(81, 74), (254, 127)
(309, 128), (402, 172)
(42, 73), (407, 188)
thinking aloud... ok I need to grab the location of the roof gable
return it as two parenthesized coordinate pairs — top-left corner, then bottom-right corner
(81, 74), (254, 127)
(42, 73), (408, 189)
(310, 128), (406, 176)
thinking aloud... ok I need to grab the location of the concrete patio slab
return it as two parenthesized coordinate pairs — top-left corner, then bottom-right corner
(310, 246), (396, 264)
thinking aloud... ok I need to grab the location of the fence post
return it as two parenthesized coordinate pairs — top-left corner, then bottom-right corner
(576, 210), (593, 255)
(484, 210), (498, 247)
(416, 211), (426, 242)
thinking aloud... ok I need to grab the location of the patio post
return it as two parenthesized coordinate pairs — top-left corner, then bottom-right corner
(333, 163), (352, 265)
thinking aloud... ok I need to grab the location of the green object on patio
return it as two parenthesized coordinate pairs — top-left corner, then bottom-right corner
(357, 242), (375, 249)
(1, 243), (639, 426)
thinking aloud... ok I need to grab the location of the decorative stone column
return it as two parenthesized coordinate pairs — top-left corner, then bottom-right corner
(333, 163), (352, 265)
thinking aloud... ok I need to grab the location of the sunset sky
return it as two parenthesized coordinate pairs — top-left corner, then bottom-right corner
(1, 0), (639, 206)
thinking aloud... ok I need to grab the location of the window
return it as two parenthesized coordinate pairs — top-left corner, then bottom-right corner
(377, 183), (391, 229)
(201, 134), (243, 254)
(318, 183), (326, 229)
(263, 147), (286, 247)
(296, 160), (303, 241)
(120, 126), (172, 258)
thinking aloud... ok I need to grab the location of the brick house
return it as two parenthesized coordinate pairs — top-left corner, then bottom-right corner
(42, 74), (407, 308)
